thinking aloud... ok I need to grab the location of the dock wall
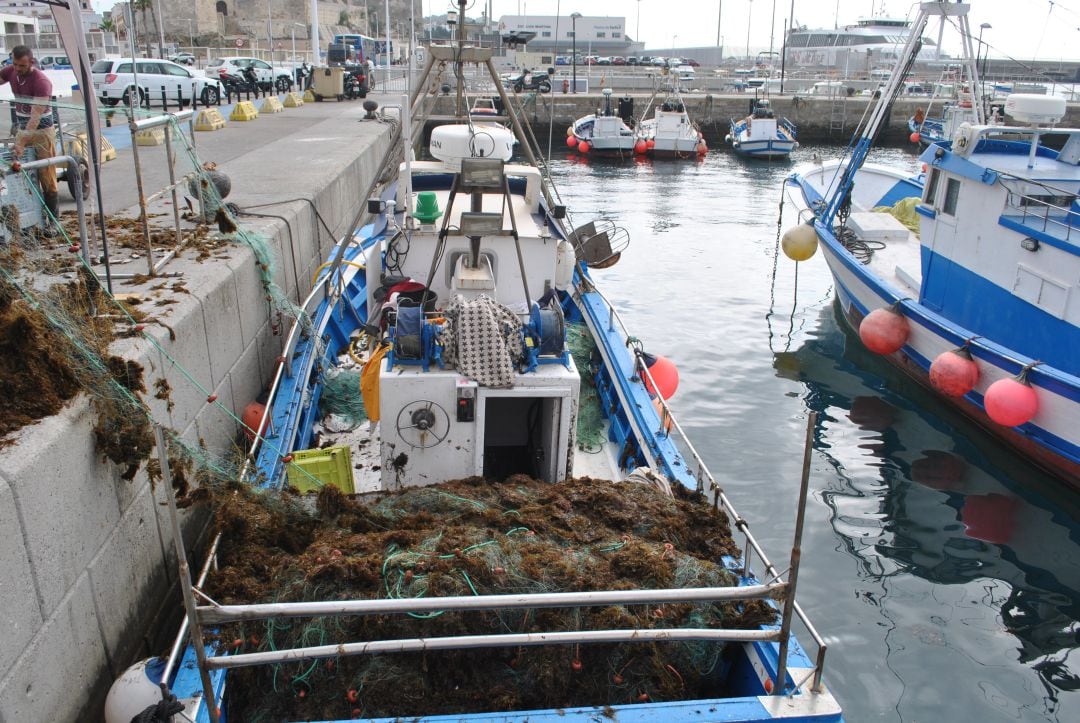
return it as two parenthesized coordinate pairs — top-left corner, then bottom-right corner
(0, 107), (393, 722)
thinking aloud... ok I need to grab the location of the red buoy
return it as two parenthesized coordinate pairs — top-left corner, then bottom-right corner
(566, 135), (579, 148)
(858, 306), (910, 355)
(696, 140), (708, 155)
(242, 402), (268, 442)
(929, 348), (979, 397)
(634, 139), (647, 154)
(646, 138), (656, 149)
(985, 377), (1039, 426)
(578, 140), (591, 153)
(909, 131), (921, 144)
(642, 353), (679, 400)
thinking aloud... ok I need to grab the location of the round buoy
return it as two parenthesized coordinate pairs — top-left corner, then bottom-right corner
(242, 401), (268, 442)
(985, 376), (1039, 426)
(961, 493), (1018, 544)
(634, 139), (647, 154)
(642, 353), (679, 400)
(929, 348), (979, 397)
(646, 138), (656, 149)
(567, 135), (579, 148)
(104, 658), (167, 723)
(859, 306), (909, 355)
(910, 451), (968, 491)
(781, 222), (818, 261)
(909, 131), (920, 144)
(696, 140), (708, 155)
(578, 140), (591, 153)
(921, 162), (928, 173)
(566, 125), (574, 136)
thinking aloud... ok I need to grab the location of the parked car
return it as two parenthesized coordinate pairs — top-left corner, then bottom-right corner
(684, 58), (701, 67)
(169, 52), (196, 66)
(37, 55), (71, 69)
(91, 57), (223, 106)
(596, 56), (613, 65)
(206, 56), (293, 92)
(584, 55), (599, 65)
(627, 56), (640, 65)
(671, 64), (696, 80)
(555, 55), (570, 65)
(611, 56), (626, 65)
(638, 55), (653, 65)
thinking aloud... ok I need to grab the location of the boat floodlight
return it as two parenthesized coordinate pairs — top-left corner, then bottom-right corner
(459, 212), (504, 237)
(459, 157), (505, 191)
(551, 205), (567, 219)
(367, 198), (383, 214)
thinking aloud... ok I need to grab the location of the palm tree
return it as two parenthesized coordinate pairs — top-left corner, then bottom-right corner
(99, 18), (116, 34)
(130, 0), (162, 56)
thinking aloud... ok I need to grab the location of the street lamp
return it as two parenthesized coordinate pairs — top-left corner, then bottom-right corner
(746, 0), (753, 60)
(978, 22), (992, 79)
(571, 12), (581, 94)
(291, 22), (304, 63)
(187, 18), (194, 49)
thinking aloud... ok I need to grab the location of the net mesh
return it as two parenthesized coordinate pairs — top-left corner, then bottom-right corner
(207, 477), (776, 720)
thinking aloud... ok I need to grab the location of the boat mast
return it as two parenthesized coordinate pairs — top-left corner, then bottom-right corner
(822, 2), (978, 227)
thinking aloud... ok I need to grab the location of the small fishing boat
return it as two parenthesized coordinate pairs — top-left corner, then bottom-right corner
(727, 98), (798, 159)
(567, 87), (639, 157)
(783, 0), (1080, 485)
(907, 76), (983, 147)
(636, 84), (707, 159)
(103, 4), (843, 721)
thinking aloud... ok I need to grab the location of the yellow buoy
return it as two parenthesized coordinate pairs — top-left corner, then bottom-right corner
(781, 222), (819, 261)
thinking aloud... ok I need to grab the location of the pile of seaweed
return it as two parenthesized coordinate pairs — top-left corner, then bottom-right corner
(206, 475), (778, 721)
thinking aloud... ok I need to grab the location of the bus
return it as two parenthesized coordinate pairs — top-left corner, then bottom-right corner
(332, 34), (383, 65)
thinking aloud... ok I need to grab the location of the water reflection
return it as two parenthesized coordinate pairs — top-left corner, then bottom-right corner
(776, 301), (1080, 715)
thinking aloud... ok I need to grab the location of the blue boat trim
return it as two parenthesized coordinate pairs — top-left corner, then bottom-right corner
(998, 214), (1080, 258)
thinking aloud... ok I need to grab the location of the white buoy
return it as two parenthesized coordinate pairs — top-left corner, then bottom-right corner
(781, 222), (819, 261)
(103, 657), (167, 723)
(554, 239), (577, 289)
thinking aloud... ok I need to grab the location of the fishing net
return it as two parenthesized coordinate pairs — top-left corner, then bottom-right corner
(566, 321), (606, 451)
(318, 368), (367, 428)
(207, 476), (777, 720)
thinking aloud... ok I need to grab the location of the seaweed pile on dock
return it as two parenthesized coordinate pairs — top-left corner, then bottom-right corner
(207, 475), (777, 720)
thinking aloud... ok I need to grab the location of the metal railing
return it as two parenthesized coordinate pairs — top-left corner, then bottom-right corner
(1003, 180), (1080, 245)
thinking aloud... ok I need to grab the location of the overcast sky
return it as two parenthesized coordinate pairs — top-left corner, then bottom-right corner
(481, 1), (1080, 62)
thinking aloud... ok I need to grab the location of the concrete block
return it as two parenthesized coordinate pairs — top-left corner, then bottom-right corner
(0, 473), (43, 674)
(87, 482), (170, 668)
(193, 107), (226, 131)
(229, 101), (259, 121)
(146, 292), (214, 432)
(0, 574), (111, 723)
(260, 96), (284, 114)
(135, 127), (166, 146)
(183, 260), (245, 390)
(283, 91), (304, 107)
(194, 374), (239, 461)
(0, 400), (121, 615)
(223, 247), (272, 351)
(230, 333), (271, 419)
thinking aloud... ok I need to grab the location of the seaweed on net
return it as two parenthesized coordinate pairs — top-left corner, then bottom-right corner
(318, 367), (367, 428)
(206, 476), (777, 720)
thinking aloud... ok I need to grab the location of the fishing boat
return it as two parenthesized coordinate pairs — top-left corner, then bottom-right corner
(101, 3), (843, 721)
(783, 0), (1080, 485)
(727, 98), (799, 159)
(907, 74), (982, 147)
(567, 87), (639, 157)
(636, 83), (707, 159)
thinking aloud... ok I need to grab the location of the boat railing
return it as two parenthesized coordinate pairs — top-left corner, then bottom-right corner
(582, 280), (831, 692)
(1002, 181), (1080, 243)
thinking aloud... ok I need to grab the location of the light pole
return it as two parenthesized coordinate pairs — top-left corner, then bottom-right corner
(978, 22), (991, 79)
(187, 18), (194, 49)
(745, 0), (752, 60)
(716, 1), (722, 48)
(291, 22), (304, 62)
(571, 12), (581, 93)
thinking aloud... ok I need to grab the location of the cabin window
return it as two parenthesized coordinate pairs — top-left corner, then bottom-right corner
(541, 31), (551, 37)
(924, 168), (941, 206)
(943, 178), (961, 216)
(596, 32), (606, 38)
(1020, 193), (1076, 210)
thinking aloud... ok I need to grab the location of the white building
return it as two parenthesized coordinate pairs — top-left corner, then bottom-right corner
(497, 14), (630, 54)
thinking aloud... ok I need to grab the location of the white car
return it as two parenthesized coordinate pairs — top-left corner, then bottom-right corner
(206, 56), (293, 92)
(91, 57), (223, 106)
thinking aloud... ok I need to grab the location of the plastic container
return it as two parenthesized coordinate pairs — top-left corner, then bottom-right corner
(286, 445), (355, 494)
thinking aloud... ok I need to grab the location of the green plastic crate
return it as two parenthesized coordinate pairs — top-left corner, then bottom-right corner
(286, 445), (355, 494)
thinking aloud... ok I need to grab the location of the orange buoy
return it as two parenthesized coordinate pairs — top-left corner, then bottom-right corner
(578, 140), (591, 153)
(696, 140), (708, 155)
(858, 306), (909, 355)
(642, 353), (679, 400)
(646, 138), (656, 149)
(909, 131), (920, 144)
(566, 135), (578, 148)
(242, 402), (268, 442)
(985, 376), (1038, 426)
(929, 348), (979, 397)
(634, 139), (647, 154)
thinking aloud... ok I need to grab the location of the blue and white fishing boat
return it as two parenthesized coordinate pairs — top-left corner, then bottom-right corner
(728, 98), (799, 159)
(103, 3), (843, 721)
(784, 0), (1080, 485)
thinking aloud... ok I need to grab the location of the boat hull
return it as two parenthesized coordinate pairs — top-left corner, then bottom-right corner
(818, 229), (1080, 486)
(731, 138), (797, 159)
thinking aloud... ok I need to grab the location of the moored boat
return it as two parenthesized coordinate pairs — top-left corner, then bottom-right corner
(102, 3), (844, 721)
(728, 98), (798, 159)
(636, 84), (707, 159)
(783, 0), (1080, 485)
(568, 87), (640, 157)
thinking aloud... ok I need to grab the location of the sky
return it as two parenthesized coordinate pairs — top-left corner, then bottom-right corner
(482, 0), (1080, 62)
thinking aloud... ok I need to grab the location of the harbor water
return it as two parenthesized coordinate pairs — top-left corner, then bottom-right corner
(546, 145), (1080, 722)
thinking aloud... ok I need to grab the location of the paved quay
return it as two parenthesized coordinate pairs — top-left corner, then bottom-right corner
(0, 91), (397, 722)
